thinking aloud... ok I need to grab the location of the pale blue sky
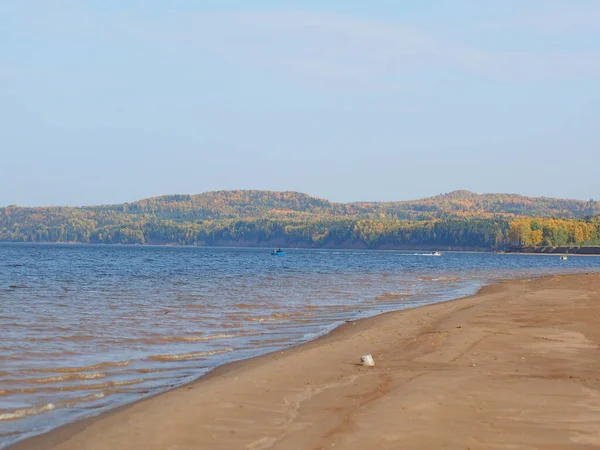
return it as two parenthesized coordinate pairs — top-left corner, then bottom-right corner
(1, 0), (599, 206)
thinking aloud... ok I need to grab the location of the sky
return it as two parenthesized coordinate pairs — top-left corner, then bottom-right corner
(1, 0), (599, 206)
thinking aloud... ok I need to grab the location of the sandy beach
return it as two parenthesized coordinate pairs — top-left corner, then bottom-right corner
(10, 273), (600, 450)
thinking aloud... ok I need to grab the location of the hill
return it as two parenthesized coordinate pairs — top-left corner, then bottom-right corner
(1, 190), (598, 249)
(74, 190), (600, 221)
(106, 190), (354, 220)
(353, 190), (599, 220)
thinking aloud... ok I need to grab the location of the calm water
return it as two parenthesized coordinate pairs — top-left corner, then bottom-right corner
(1, 243), (600, 447)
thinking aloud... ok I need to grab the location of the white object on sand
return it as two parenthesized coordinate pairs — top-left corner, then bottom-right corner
(361, 354), (375, 367)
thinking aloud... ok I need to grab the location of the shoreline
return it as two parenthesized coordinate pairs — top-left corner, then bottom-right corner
(5, 241), (600, 256)
(0, 241), (494, 252)
(7, 281), (498, 449)
(506, 246), (600, 255)
(9, 273), (600, 449)
(7, 287), (477, 449)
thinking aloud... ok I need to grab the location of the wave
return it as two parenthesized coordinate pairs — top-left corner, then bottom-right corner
(135, 368), (178, 374)
(247, 337), (292, 347)
(159, 334), (236, 343)
(244, 317), (278, 323)
(232, 303), (261, 309)
(31, 360), (130, 374)
(239, 311), (313, 323)
(220, 322), (244, 328)
(2, 373), (107, 385)
(418, 276), (461, 282)
(0, 391), (112, 421)
(29, 334), (95, 342)
(133, 367), (204, 374)
(58, 392), (106, 408)
(0, 430), (23, 438)
(375, 292), (414, 301)
(0, 403), (56, 421)
(4, 379), (144, 395)
(273, 312), (312, 318)
(30, 372), (107, 384)
(148, 348), (233, 361)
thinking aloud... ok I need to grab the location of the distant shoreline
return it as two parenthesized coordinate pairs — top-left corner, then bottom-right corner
(5, 241), (600, 256)
(506, 246), (600, 255)
(0, 240), (493, 252)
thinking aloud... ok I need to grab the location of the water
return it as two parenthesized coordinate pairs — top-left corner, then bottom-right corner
(1, 243), (599, 447)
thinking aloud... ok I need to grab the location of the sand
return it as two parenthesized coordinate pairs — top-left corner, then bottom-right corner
(11, 273), (600, 449)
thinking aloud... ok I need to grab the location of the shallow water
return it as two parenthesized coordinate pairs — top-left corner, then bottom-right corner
(1, 243), (599, 447)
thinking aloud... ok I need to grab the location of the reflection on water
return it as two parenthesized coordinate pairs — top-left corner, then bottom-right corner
(1, 243), (599, 447)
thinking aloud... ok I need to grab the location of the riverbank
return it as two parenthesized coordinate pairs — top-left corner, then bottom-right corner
(10, 273), (600, 449)
(507, 246), (600, 255)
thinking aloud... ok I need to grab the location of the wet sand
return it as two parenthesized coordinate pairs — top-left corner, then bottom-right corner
(11, 273), (600, 449)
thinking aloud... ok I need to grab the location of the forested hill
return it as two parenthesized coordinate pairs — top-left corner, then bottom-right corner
(1, 190), (598, 249)
(102, 190), (600, 220)
(11, 189), (596, 221)
(373, 190), (599, 220)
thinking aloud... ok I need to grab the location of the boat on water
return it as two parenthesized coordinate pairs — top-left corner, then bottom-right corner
(560, 255), (568, 260)
(271, 249), (285, 256)
(432, 251), (442, 256)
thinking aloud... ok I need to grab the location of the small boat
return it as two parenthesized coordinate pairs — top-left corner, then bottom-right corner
(432, 251), (442, 256)
(271, 249), (285, 256)
(560, 255), (568, 260)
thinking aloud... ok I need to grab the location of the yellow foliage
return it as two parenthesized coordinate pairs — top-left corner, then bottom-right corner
(509, 217), (598, 247)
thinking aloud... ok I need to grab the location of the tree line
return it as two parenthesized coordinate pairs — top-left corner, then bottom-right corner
(1, 191), (598, 249)
(0, 214), (526, 249)
(508, 218), (600, 247)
